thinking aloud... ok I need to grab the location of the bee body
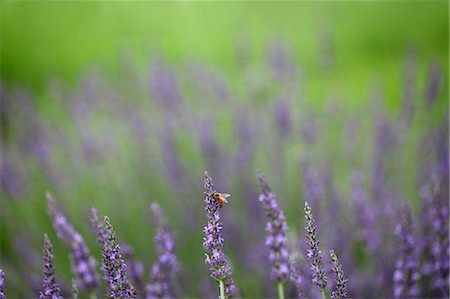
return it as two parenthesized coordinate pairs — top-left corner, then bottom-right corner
(212, 192), (230, 208)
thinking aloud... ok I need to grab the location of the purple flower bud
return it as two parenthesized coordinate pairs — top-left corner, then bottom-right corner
(146, 202), (179, 299)
(330, 250), (348, 299)
(47, 192), (99, 291)
(257, 172), (290, 284)
(304, 201), (327, 290)
(393, 202), (419, 299)
(0, 268), (5, 299)
(203, 171), (237, 298)
(40, 234), (63, 299)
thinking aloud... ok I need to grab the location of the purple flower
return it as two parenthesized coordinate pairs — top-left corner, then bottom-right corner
(330, 250), (348, 299)
(40, 234), (63, 299)
(304, 201), (327, 290)
(47, 192), (99, 291)
(203, 171), (237, 298)
(0, 268), (5, 299)
(146, 202), (179, 299)
(257, 172), (290, 284)
(393, 202), (419, 299)
(91, 211), (136, 299)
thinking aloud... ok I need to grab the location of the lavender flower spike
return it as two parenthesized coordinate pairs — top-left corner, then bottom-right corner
(47, 192), (99, 292)
(40, 234), (63, 299)
(257, 173), (289, 293)
(393, 202), (419, 299)
(0, 268), (5, 299)
(203, 171), (237, 299)
(304, 202), (328, 293)
(91, 211), (136, 299)
(330, 250), (348, 299)
(146, 202), (179, 299)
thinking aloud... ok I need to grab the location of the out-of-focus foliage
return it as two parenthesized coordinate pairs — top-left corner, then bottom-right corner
(0, 2), (448, 299)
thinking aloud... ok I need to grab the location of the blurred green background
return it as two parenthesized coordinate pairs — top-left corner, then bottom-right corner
(1, 1), (448, 298)
(2, 1), (448, 95)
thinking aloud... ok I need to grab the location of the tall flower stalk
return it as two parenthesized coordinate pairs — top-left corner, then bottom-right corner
(47, 192), (99, 293)
(90, 209), (136, 299)
(203, 171), (237, 299)
(393, 202), (419, 299)
(330, 250), (348, 299)
(146, 202), (179, 299)
(40, 234), (63, 299)
(304, 201), (327, 299)
(257, 173), (289, 299)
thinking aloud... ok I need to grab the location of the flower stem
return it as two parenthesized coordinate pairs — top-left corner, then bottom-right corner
(219, 280), (225, 299)
(90, 291), (97, 299)
(320, 288), (327, 299)
(277, 283), (285, 299)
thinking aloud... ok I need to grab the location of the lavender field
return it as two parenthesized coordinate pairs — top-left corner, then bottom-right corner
(0, 2), (449, 299)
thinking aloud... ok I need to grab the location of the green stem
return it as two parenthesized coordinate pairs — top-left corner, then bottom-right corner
(90, 291), (97, 299)
(219, 280), (225, 299)
(277, 283), (285, 299)
(320, 288), (327, 299)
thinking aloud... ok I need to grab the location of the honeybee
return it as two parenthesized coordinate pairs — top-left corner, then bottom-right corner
(213, 192), (230, 208)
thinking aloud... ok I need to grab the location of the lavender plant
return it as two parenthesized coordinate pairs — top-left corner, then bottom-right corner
(304, 201), (328, 299)
(91, 210), (136, 299)
(46, 192), (100, 293)
(203, 171), (237, 299)
(330, 250), (348, 299)
(146, 202), (179, 299)
(0, 268), (5, 299)
(40, 234), (63, 299)
(393, 202), (419, 299)
(257, 172), (289, 299)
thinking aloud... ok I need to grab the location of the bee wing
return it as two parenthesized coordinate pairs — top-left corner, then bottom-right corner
(221, 193), (231, 202)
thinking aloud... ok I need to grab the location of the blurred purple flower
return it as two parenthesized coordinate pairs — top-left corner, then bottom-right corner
(0, 153), (22, 198)
(304, 201), (327, 290)
(393, 202), (419, 299)
(203, 171), (237, 298)
(92, 212), (136, 299)
(257, 172), (290, 284)
(267, 40), (296, 82)
(122, 244), (145, 296)
(351, 173), (379, 254)
(425, 63), (442, 106)
(330, 250), (348, 299)
(146, 202), (179, 299)
(274, 99), (292, 138)
(40, 234), (63, 299)
(0, 268), (5, 299)
(47, 192), (100, 292)
(148, 59), (181, 109)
